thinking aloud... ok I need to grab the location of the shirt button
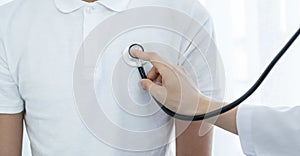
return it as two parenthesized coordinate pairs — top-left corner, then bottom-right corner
(85, 6), (95, 14)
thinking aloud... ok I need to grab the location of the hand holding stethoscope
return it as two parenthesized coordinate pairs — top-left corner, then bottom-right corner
(130, 49), (238, 133)
(128, 27), (299, 135)
(128, 27), (300, 122)
(130, 49), (219, 117)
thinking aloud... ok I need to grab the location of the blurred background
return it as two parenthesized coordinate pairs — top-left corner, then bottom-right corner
(199, 0), (300, 155)
(1, 0), (300, 155)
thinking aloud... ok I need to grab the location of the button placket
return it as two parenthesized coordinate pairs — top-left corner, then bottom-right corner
(83, 4), (111, 68)
(83, 5), (97, 39)
(85, 6), (95, 14)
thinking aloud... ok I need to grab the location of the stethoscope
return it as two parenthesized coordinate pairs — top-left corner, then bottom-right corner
(123, 27), (300, 121)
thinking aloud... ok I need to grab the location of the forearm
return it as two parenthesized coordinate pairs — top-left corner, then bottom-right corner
(214, 107), (238, 134)
(201, 101), (238, 135)
(175, 101), (238, 156)
(0, 112), (24, 156)
(176, 120), (213, 156)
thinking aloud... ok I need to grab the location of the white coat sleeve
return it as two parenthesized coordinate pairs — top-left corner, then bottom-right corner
(237, 104), (300, 156)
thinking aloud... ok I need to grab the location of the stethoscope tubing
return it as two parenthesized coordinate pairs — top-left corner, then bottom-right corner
(131, 27), (300, 121)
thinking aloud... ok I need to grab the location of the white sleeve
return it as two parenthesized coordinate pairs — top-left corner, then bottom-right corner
(237, 104), (300, 156)
(0, 39), (24, 114)
(180, 13), (224, 100)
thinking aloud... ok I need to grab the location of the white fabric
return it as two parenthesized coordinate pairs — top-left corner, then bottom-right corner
(0, 0), (12, 6)
(0, 0), (221, 155)
(237, 104), (300, 156)
(236, 104), (256, 156)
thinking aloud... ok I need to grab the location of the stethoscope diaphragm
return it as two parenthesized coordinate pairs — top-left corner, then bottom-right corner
(122, 43), (147, 67)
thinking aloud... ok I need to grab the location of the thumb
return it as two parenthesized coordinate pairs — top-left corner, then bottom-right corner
(140, 79), (167, 103)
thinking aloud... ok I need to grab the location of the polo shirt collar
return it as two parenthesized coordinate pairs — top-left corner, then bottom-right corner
(54, 0), (131, 13)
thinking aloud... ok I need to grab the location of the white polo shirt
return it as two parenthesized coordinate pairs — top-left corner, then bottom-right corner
(0, 0), (222, 155)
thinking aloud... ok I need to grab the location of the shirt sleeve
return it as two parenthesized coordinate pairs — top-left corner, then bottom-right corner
(236, 104), (256, 156)
(0, 39), (24, 114)
(180, 8), (224, 100)
(178, 5), (224, 135)
(237, 104), (300, 156)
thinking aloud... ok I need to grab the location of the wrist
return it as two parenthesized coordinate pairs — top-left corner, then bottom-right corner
(196, 94), (223, 115)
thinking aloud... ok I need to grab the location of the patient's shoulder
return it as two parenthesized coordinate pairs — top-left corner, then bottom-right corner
(0, 0), (20, 38)
(129, 0), (213, 30)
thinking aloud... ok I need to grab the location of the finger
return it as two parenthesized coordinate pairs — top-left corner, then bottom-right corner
(147, 67), (160, 81)
(140, 79), (166, 103)
(131, 50), (176, 80)
(130, 50), (157, 61)
(131, 50), (168, 71)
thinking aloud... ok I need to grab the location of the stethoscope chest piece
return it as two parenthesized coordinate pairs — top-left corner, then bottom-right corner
(123, 43), (147, 67)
